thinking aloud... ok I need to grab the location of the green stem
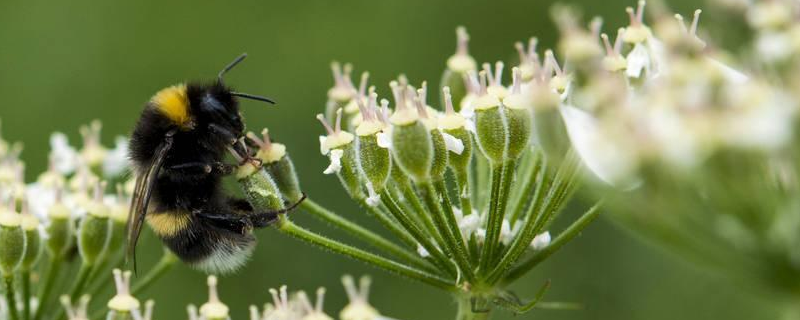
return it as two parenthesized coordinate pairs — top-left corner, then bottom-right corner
(508, 150), (543, 225)
(33, 257), (61, 320)
(379, 190), (458, 276)
(278, 218), (455, 291)
(421, 181), (475, 283)
(363, 201), (418, 249)
(68, 264), (93, 301)
(456, 295), (491, 320)
(454, 168), (474, 219)
(398, 180), (446, 249)
(131, 251), (177, 295)
(475, 155), (490, 211)
(5, 275), (20, 320)
(22, 270), (31, 320)
(502, 201), (603, 284)
(300, 199), (434, 272)
(478, 160), (515, 275)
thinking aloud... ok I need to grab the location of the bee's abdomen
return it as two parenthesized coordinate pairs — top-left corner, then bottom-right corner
(148, 210), (256, 275)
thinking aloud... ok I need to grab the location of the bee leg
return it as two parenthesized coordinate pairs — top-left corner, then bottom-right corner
(195, 209), (254, 234)
(246, 193), (307, 228)
(227, 197), (254, 212)
(165, 161), (236, 176)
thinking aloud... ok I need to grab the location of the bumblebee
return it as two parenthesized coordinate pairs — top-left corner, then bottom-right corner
(127, 54), (303, 274)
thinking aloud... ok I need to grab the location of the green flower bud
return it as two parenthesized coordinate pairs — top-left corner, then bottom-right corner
(247, 129), (303, 202)
(440, 87), (473, 171)
(416, 83), (448, 179)
(0, 208), (25, 275)
(20, 214), (42, 270)
(236, 161), (284, 212)
(106, 193), (130, 259)
(46, 195), (74, 258)
(78, 184), (112, 265)
(318, 110), (361, 198)
(388, 81), (436, 182)
(503, 68), (533, 161)
(472, 75), (507, 164)
(355, 94), (391, 190)
(440, 26), (476, 111)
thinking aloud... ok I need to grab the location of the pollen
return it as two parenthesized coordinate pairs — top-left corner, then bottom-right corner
(151, 84), (190, 126)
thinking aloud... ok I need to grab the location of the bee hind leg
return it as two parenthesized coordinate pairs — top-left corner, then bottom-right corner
(165, 161), (236, 176)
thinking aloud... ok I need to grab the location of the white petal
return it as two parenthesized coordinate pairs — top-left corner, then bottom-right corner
(626, 43), (650, 79)
(530, 231), (551, 250)
(707, 58), (749, 84)
(376, 131), (392, 149)
(323, 149), (344, 175)
(560, 105), (638, 186)
(440, 132), (464, 155)
(49, 132), (78, 175)
(500, 219), (514, 245)
(319, 135), (329, 155)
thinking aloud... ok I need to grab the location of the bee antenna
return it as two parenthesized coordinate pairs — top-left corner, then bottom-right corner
(231, 92), (276, 105)
(218, 53), (248, 84)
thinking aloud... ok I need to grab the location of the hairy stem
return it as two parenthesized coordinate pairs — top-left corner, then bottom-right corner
(421, 181), (475, 283)
(278, 218), (455, 291)
(33, 257), (61, 320)
(456, 295), (491, 320)
(22, 270), (31, 320)
(300, 198), (434, 272)
(5, 275), (20, 320)
(131, 251), (177, 295)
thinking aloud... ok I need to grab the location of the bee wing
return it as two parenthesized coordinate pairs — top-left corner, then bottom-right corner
(126, 131), (175, 269)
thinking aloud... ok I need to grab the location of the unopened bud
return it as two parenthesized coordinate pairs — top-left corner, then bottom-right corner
(0, 206), (25, 275)
(78, 182), (111, 265)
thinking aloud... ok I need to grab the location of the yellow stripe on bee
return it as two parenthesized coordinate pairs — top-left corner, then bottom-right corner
(146, 211), (191, 237)
(151, 84), (190, 126)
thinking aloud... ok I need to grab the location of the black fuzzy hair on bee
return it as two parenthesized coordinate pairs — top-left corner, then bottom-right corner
(127, 54), (303, 274)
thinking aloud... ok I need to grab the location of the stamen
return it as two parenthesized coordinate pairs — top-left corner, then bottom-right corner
(443, 86), (456, 115)
(626, 7), (638, 27)
(636, 0), (646, 24)
(690, 9), (702, 36)
(379, 99), (391, 123)
(367, 92), (379, 121)
(482, 63), (493, 85)
(297, 291), (314, 313)
(207, 276), (221, 305)
(478, 70), (488, 94)
(456, 26), (470, 55)
(341, 275), (359, 302)
(315, 287), (326, 312)
(614, 28), (625, 53)
(93, 180), (107, 202)
(359, 275), (372, 300)
(601, 33), (614, 55)
(279, 285), (288, 309)
(330, 62), (343, 86)
(334, 108), (343, 133)
(343, 63), (354, 89)
(674, 14), (688, 34)
(414, 96), (429, 119)
(389, 81), (406, 110)
(358, 72), (370, 97)
(545, 50), (562, 76)
(316, 114), (335, 135)
(143, 300), (154, 320)
(354, 92), (372, 121)
(269, 288), (281, 308)
(417, 81), (428, 106)
(249, 305), (260, 320)
(493, 61), (504, 86)
(590, 16), (603, 38)
(187, 305), (199, 320)
(528, 37), (539, 63)
(511, 67), (522, 94)
(515, 42), (526, 63)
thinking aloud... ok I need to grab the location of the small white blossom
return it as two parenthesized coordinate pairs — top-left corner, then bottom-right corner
(364, 182), (381, 207)
(323, 149), (344, 175)
(103, 136), (130, 177)
(440, 132), (464, 155)
(49, 132), (78, 175)
(531, 231), (551, 250)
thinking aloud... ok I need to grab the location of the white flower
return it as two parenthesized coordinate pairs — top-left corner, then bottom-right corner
(440, 131), (464, 155)
(626, 43), (651, 79)
(530, 231), (551, 250)
(323, 149), (344, 175)
(103, 136), (130, 177)
(49, 132), (78, 175)
(263, 286), (299, 320)
(25, 183), (57, 221)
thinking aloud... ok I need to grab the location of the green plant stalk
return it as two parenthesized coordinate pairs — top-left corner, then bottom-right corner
(22, 270), (31, 320)
(454, 167), (474, 221)
(277, 218), (455, 290)
(532, 154), (580, 232)
(486, 158), (580, 284)
(361, 199), (418, 249)
(475, 155), (490, 210)
(502, 201), (603, 284)
(33, 257), (62, 320)
(380, 190), (458, 276)
(398, 180), (446, 248)
(479, 160), (516, 275)
(508, 151), (543, 225)
(420, 181), (475, 283)
(300, 198), (433, 272)
(52, 264), (94, 320)
(456, 295), (490, 320)
(131, 251), (177, 295)
(5, 275), (20, 320)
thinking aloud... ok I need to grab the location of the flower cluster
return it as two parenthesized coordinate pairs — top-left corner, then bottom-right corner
(0, 121), (176, 320)
(545, 0), (800, 310)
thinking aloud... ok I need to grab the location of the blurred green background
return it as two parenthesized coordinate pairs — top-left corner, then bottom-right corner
(0, 0), (776, 319)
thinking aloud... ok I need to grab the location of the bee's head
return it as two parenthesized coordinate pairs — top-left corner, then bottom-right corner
(188, 82), (245, 135)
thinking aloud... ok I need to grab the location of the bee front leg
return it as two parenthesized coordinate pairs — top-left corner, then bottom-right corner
(165, 161), (237, 176)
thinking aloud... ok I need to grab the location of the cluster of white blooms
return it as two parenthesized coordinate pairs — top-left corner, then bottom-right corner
(185, 275), (398, 320)
(0, 120), (135, 320)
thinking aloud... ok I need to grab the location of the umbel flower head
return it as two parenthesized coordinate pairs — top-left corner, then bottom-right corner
(221, 18), (603, 319)
(0, 120), (176, 320)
